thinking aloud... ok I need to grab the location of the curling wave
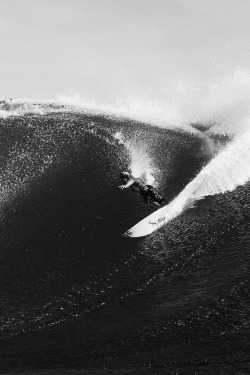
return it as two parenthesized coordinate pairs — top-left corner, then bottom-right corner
(126, 129), (250, 237)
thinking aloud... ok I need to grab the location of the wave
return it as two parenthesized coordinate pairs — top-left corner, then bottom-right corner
(55, 69), (250, 136)
(127, 130), (250, 237)
(190, 131), (250, 198)
(0, 103), (249, 372)
(0, 99), (68, 117)
(3, 68), (250, 141)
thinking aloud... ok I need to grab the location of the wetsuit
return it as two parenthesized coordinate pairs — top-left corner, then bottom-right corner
(130, 178), (164, 206)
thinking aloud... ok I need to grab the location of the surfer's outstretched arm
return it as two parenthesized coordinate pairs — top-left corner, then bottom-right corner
(119, 180), (135, 190)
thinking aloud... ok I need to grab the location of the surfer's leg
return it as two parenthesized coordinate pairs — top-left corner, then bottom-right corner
(146, 187), (158, 203)
(146, 185), (165, 205)
(158, 195), (165, 206)
(152, 201), (161, 207)
(140, 190), (151, 205)
(147, 188), (165, 206)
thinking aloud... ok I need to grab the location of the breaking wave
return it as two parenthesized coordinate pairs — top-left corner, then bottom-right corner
(191, 130), (250, 199)
(127, 128), (250, 236)
(0, 96), (250, 373)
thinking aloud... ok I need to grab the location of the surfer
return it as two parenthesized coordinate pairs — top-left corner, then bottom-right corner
(119, 171), (164, 207)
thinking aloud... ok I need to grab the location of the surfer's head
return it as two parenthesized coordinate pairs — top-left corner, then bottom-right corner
(120, 171), (131, 183)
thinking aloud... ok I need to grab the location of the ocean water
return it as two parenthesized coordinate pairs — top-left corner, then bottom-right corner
(0, 100), (250, 374)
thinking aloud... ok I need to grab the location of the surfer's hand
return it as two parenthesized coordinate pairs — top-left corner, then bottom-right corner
(119, 185), (126, 190)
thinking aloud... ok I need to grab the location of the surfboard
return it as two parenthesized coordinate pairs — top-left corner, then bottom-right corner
(123, 194), (184, 238)
(123, 205), (168, 237)
(123, 186), (201, 238)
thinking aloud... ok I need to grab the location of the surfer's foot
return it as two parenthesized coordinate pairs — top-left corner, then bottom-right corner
(152, 201), (161, 207)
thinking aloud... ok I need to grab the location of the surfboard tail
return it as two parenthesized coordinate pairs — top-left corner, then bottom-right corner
(123, 230), (133, 237)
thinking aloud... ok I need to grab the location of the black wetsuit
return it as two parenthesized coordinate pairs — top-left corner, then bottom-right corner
(130, 178), (164, 206)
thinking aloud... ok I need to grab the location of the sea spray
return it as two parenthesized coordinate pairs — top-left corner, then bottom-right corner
(126, 129), (250, 237)
(191, 130), (250, 198)
(126, 141), (156, 185)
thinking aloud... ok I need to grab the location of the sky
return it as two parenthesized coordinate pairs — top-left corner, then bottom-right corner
(1, 0), (250, 124)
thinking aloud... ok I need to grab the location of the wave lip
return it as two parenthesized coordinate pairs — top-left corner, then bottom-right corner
(193, 130), (250, 198)
(0, 99), (68, 118)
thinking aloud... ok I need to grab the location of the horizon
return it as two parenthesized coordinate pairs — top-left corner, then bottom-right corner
(1, 0), (250, 126)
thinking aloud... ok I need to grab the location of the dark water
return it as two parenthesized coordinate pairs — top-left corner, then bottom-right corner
(0, 103), (250, 374)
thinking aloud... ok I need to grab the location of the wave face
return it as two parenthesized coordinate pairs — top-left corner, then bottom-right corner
(126, 130), (250, 237)
(0, 101), (250, 374)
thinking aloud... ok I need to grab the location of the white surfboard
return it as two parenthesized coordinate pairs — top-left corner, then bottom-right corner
(123, 174), (205, 238)
(123, 205), (169, 238)
(123, 197), (182, 238)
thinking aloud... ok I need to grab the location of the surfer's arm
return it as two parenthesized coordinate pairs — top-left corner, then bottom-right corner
(119, 180), (135, 189)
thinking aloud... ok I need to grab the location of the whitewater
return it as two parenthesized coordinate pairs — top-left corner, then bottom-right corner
(126, 129), (250, 237)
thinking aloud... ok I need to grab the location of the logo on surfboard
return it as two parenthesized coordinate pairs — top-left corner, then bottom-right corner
(149, 216), (165, 226)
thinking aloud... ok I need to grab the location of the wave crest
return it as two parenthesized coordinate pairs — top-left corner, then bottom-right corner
(190, 131), (250, 199)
